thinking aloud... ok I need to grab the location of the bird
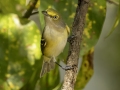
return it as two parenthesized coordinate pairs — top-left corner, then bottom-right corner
(40, 8), (70, 77)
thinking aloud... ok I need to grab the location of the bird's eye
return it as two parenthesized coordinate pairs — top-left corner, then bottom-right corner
(53, 15), (59, 20)
(54, 16), (57, 19)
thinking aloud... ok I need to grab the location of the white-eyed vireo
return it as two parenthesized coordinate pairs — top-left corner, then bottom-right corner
(40, 8), (70, 77)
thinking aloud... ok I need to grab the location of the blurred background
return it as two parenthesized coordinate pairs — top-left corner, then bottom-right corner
(84, 3), (120, 90)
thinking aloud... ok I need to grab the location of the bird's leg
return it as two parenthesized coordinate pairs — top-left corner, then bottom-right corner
(55, 62), (66, 70)
(52, 56), (65, 70)
(52, 56), (74, 70)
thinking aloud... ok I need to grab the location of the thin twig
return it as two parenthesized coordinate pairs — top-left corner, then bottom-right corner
(61, 0), (90, 90)
(107, 0), (119, 6)
(31, 11), (39, 15)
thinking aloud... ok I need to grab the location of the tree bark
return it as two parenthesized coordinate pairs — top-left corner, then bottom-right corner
(62, 0), (90, 90)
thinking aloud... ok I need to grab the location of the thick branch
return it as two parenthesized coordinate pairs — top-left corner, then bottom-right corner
(62, 0), (90, 90)
(23, 0), (38, 18)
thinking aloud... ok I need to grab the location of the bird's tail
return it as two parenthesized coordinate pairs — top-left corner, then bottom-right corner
(40, 57), (55, 78)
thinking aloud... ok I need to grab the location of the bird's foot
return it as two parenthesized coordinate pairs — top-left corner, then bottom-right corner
(67, 35), (76, 43)
(64, 65), (74, 70)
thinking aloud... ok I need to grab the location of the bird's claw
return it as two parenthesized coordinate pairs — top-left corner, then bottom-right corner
(64, 65), (74, 70)
(67, 35), (76, 42)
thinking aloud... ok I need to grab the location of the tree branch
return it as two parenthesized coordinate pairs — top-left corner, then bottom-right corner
(23, 0), (38, 18)
(62, 0), (90, 90)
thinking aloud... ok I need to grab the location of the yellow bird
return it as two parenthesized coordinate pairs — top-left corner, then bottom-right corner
(40, 8), (70, 77)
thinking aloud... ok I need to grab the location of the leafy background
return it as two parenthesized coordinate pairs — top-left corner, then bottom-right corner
(0, 0), (119, 90)
(84, 2), (120, 90)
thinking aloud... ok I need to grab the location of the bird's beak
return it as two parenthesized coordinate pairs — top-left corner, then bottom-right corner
(42, 11), (48, 16)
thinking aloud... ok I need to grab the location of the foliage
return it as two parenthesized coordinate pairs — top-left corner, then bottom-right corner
(0, 14), (41, 90)
(0, 0), (107, 90)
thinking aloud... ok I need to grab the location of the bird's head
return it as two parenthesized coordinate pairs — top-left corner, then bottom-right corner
(42, 8), (65, 28)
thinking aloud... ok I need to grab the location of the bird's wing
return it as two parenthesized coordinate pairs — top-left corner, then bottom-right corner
(66, 25), (70, 35)
(41, 38), (46, 53)
(41, 28), (46, 54)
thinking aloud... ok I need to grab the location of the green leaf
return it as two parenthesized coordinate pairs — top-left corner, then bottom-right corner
(0, 0), (26, 16)
(75, 48), (94, 90)
(0, 80), (11, 90)
(0, 14), (41, 89)
(80, 0), (106, 56)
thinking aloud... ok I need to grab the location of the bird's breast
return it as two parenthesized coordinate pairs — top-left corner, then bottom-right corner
(43, 26), (68, 57)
